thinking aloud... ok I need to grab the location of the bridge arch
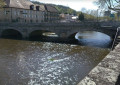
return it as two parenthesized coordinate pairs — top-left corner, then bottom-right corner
(1, 29), (22, 39)
(68, 32), (77, 39)
(29, 30), (58, 41)
(67, 29), (116, 40)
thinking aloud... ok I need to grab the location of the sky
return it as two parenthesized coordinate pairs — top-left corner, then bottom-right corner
(32, 0), (98, 11)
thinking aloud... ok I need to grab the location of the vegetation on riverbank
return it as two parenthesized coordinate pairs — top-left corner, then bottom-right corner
(0, 0), (5, 8)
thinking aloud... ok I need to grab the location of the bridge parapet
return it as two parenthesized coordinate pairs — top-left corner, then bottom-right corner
(0, 22), (98, 27)
(100, 21), (120, 27)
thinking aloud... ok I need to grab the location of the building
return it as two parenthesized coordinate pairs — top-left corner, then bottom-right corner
(44, 5), (59, 22)
(60, 13), (77, 22)
(0, 0), (59, 23)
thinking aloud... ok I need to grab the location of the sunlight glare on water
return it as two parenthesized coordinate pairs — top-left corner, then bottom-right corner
(0, 39), (110, 85)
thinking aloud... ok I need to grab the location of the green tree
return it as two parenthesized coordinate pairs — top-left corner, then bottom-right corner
(78, 13), (84, 21)
(0, 0), (5, 8)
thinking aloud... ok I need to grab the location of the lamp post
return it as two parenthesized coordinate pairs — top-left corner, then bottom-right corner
(99, 10), (103, 22)
(97, 9), (99, 22)
(97, 6), (100, 22)
(117, 12), (120, 21)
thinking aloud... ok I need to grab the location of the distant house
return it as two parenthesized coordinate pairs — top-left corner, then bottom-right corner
(60, 13), (78, 22)
(72, 16), (78, 20)
(0, 0), (59, 23)
(60, 14), (72, 20)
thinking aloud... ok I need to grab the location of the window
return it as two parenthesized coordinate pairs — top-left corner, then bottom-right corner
(25, 15), (27, 18)
(36, 20), (38, 22)
(30, 5), (34, 10)
(36, 6), (39, 11)
(14, 11), (16, 15)
(20, 11), (23, 14)
(5, 10), (10, 15)
(17, 11), (19, 15)
(5, 11), (7, 15)
(30, 20), (32, 23)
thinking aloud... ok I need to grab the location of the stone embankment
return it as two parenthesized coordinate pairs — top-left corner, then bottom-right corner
(78, 43), (120, 85)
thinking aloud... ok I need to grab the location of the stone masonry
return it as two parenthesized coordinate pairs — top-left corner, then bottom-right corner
(78, 43), (120, 85)
(0, 22), (117, 39)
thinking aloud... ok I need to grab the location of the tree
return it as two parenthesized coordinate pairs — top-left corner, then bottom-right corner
(81, 7), (87, 13)
(78, 12), (84, 21)
(0, 0), (5, 8)
(95, 0), (120, 11)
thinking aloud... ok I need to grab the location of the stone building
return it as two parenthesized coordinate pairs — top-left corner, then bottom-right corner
(0, 0), (59, 23)
(44, 5), (59, 22)
(59, 13), (73, 22)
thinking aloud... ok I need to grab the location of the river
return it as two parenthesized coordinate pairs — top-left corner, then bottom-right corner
(0, 31), (111, 85)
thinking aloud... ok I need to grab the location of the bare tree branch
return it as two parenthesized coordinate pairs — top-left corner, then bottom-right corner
(95, 0), (120, 11)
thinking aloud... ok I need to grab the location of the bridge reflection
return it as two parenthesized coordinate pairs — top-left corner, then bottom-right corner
(29, 30), (59, 42)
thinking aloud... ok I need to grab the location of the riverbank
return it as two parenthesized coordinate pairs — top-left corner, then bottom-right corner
(78, 43), (120, 85)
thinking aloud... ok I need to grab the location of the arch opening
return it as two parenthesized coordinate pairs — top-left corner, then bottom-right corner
(1, 29), (22, 40)
(68, 32), (77, 39)
(29, 30), (58, 42)
(67, 32), (78, 44)
(74, 31), (112, 48)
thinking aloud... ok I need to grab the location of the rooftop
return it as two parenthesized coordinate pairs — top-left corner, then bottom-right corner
(3, 0), (58, 12)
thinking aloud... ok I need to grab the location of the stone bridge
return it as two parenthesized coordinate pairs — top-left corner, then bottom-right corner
(0, 22), (118, 40)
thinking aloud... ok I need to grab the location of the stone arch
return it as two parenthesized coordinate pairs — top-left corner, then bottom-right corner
(92, 30), (116, 39)
(1, 29), (23, 40)
(68, 32), (77, 39)
(67, 29), (116, 40)
(29, 30), (58, 41)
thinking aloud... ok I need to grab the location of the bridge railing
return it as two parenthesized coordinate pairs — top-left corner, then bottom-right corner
(111, 27), (120, 50)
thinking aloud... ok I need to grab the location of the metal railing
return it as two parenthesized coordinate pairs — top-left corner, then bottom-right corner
(111, 27), (120, 50)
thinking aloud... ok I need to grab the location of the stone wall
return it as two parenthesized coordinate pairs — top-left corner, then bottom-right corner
(78, 43), (120, 85)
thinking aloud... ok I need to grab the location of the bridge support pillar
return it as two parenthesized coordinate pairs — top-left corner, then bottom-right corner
(22, 33), (29, 40)
(59, 33), (67, 38)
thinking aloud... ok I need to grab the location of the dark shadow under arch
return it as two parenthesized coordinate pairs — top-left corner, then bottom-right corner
(68, 32), (77, 39)
(67, 32), (78, 44)
(1, 29), (22, 40)
(29, 30), (58, 42)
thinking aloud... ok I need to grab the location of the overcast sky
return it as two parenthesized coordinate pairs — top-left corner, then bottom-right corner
(31, 0), (98, 11)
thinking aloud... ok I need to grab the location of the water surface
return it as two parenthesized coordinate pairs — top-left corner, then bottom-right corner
(0, 39), (109, 85)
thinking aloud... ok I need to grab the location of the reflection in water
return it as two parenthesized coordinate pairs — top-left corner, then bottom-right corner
(43, 32), (58, 37)
(0, 39), (109, 85)
(75, 31), (112, 48)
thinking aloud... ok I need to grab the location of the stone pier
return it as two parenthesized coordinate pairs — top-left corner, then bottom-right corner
(78, 43), (120, 85)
